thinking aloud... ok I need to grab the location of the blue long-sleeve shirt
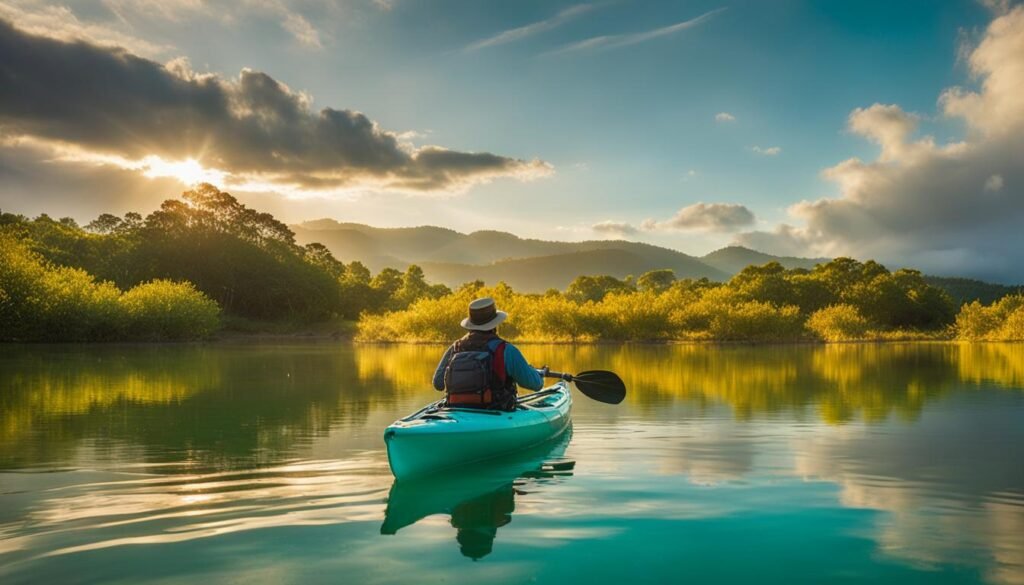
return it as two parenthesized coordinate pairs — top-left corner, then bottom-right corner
(432, 339), (544, 392)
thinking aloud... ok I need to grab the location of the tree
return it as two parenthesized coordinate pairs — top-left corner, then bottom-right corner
(371, 267), (403, 298)
(86, 213), (124, 234)
(304, 243), (345, 278)
(345, 261), (372, 285)
(637, 269), (676, 294)
(565, 275), (634, 303)
(729, 262), (794, 306)
(395, 264), (431, 306)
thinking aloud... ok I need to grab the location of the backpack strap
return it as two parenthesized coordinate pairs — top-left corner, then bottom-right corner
(491, 340), (507, 383)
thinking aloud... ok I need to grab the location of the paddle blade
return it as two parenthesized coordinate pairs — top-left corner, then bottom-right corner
(571, 370), (626, 405)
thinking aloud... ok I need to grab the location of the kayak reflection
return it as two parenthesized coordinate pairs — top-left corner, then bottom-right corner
(381, 429), (575, 560)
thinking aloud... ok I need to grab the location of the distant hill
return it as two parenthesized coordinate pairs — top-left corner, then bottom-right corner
(421, 249), (729, 291)
(924, 276), (1024, 305)
(701, 246), (826, 274)
(292, 220), (837, 291)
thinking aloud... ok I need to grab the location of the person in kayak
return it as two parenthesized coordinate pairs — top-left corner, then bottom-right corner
(433, 297), (544, 411)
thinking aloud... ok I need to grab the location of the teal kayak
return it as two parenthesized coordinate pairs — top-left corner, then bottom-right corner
(384, 381), (573, 480)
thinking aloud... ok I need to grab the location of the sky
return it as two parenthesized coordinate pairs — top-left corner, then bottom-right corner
(1, 0), (1022, 281)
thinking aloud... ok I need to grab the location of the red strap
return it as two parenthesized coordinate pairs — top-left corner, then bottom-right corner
(492, 341), (507, 382)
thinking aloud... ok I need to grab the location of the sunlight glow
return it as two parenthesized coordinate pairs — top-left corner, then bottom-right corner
(140, 156), (227, 186)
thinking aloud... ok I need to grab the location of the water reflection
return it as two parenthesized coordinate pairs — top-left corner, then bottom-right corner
(382, 433), (575, 560)
(356, 342), (1024, 423)
(1, 342), (1023, 584)
(4, 344), (1024, 470)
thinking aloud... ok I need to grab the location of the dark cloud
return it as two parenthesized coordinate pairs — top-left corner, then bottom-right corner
(0, 19), (551, 192)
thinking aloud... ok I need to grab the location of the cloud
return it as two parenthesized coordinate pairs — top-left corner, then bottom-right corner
(715, 112), (736, 122)
(984, 174), (1004, 191)
(0, 19), (552, 195)
(547, 7), (725, 55)
(592, 220), (639, 237)
(751, 145), (781, 156)
(100, 0), (325, 50)
(0, 0), (171, 56)
(281, 11), (323, 49)
(736, 6), (1024, 282)
(464, 4), (594, 52)
(646, 202), (756, 232)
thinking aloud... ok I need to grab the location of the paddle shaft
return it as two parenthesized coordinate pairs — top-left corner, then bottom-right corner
(539, 368), (573, 382)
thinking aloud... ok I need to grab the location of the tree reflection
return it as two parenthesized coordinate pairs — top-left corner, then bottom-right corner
(2, 343), (1022, 473)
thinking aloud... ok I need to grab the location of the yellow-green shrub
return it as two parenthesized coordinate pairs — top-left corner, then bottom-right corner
(1, 235), (220, 341)
(806, 304), (871, 341)
(707, 301), (804, 341)
(599, 291), (674, 340)
(955, 294), (1024, 341)
(120, 280), (220, 340)
(1, 235), (121, 341)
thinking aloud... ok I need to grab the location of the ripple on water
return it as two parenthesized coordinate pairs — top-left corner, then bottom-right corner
(0, 458), (393, 567)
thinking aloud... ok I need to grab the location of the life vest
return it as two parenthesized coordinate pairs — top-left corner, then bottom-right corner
(443, 334), (514, 409)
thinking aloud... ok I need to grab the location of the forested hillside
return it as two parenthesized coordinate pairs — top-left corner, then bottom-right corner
(700, 246), (825, 274)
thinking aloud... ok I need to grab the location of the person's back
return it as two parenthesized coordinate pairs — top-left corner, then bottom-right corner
(433, 298), (543, 411)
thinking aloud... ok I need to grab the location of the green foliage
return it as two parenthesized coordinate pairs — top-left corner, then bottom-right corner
(707, 301), (804, 342)
(955, 294), (1024, 341)
(637, 269), (677, 294)
(1, 234), (121, 341)
(2, 186), (461, 328)
(806, 304), (871, 342)
(565, 274), (634, 303)
(0, 192), (978, 345)
(358, 257), (959, 343)
(120, 280), (220, 340)
(925, 276), (1024, 306)
(0, 235), (219, 341)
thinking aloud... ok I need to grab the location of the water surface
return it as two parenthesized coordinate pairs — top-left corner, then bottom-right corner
(1, 343), (1022, 584)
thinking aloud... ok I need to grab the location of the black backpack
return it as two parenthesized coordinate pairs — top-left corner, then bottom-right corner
(444, 339), (508, 408)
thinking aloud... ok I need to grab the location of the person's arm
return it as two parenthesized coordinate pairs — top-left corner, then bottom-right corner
(432, 344), (455, 391)
(503, 344), (544, 391)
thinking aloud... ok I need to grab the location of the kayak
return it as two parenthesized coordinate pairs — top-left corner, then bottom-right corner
(384, 381), (573, 480)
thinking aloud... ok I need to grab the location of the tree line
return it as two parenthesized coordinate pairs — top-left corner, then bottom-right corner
(359, 261), (1024, 343)
(0, 184), (447, 341)
(3, 183), (1023, 342)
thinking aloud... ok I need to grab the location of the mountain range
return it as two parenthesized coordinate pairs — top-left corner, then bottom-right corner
(292, 220), (825, 291)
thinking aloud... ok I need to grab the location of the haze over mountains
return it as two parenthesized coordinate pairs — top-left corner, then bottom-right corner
(292, 219), (825, 292)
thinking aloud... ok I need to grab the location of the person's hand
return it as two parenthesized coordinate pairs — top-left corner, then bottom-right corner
(539, 365), (550, 377)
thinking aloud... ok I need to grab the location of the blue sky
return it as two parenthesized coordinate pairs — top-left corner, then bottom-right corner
(2, 0), (1022, 279)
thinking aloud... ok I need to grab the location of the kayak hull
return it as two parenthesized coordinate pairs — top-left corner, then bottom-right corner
(384, 381), (572, 480)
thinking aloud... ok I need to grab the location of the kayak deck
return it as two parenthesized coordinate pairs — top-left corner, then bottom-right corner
(384, 381), (573, 480)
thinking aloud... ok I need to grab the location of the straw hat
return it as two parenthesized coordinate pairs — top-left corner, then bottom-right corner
(460, 297), (508, 331)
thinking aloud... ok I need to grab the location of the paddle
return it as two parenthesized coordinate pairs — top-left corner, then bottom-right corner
(539, 368), (626, 405)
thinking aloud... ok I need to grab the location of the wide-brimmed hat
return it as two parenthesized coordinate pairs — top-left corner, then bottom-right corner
(460, 297), (508, 331)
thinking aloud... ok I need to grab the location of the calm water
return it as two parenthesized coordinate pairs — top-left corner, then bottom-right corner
(1, 343), (1023, 584)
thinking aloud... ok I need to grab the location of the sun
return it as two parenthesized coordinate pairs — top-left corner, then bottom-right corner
(141, 156), (227, 186)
